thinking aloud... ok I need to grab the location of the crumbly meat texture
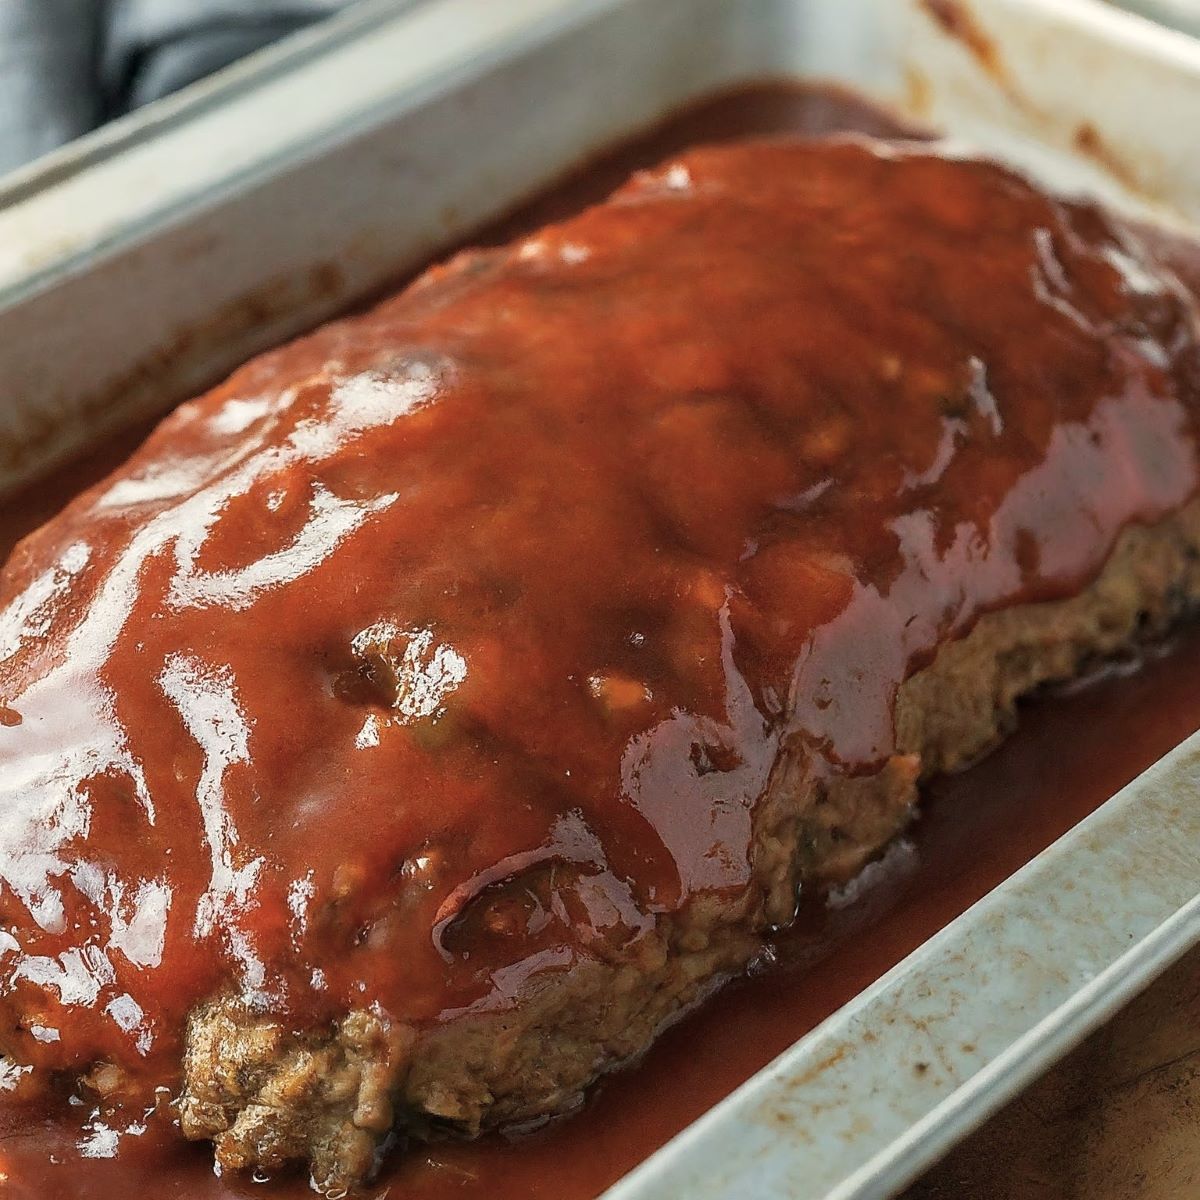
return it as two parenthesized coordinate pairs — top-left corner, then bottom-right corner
(177, 501), (1200, 1192)
(4, 133), (1200, 1197)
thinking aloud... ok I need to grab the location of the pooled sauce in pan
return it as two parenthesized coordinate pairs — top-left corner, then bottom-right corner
(3, 84), (1200, 1199)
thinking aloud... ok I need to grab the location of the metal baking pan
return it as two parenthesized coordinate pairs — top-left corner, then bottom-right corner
(1114, 0), (1200, 38)
(3, 1), (1200, 1196)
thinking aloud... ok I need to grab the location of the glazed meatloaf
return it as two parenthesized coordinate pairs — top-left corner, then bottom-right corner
(3, 135), (1200, 1193)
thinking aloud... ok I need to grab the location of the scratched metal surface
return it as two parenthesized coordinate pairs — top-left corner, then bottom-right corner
(606, 735), (1200, 1199)
(3, 0), (1200, 497)
(2, 1), (1200, 1197)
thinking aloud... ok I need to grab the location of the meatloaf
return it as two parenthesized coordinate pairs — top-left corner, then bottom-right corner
(2, 135), (1200, 1193)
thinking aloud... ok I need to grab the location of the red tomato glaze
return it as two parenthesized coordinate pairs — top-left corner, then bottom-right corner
(1, 84), (1199, 1198)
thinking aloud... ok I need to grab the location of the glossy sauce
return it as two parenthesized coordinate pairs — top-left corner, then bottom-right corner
(6, 625), (1200, 1200)
(2, 85), (1200, 1199)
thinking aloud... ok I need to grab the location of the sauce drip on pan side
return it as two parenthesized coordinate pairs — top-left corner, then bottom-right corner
(6, 624), (1200, 1199)
(2, 84), (1200, 1198)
